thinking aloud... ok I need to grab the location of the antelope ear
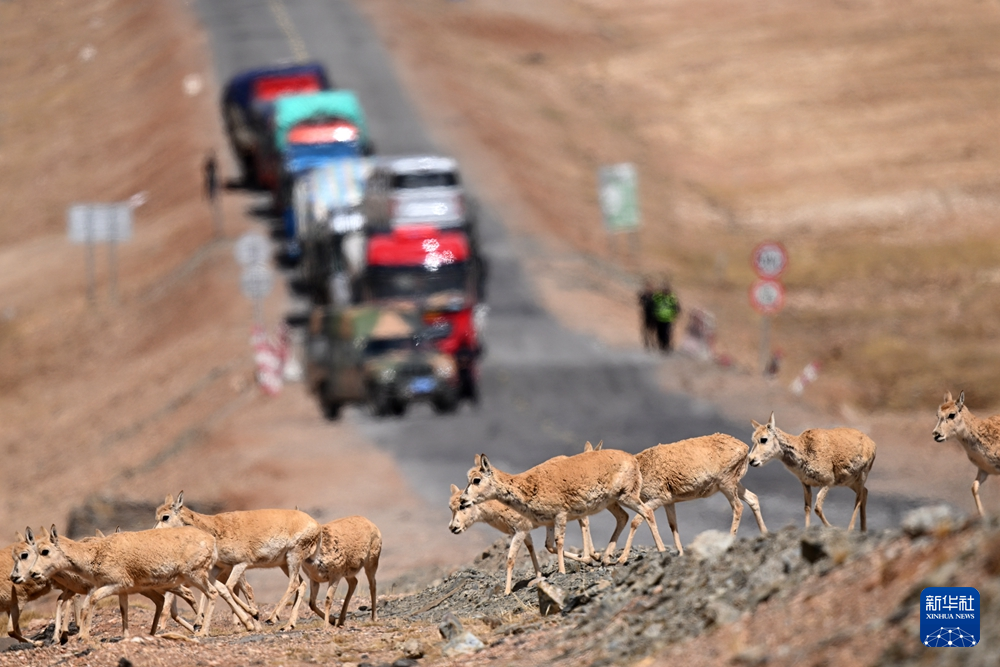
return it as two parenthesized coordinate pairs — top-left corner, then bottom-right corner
(750, 419), (762, 429)
(115, 526), (121, 534)
(23, 527), (33, 545)
(450, 484), (461, 494)
(164, 494), (173, 506)
(14, 530), (23, 543)
(49, 524), (59, 545)
(480, 454), (492, 474)
(595, 440), (603, 450)
(473, 454), (481, 467)
(174, 491), (185, 510)
(767, 412), (776, 430)
(957, 391), (965, 410)
(583, 441), (593, 452)
(944, 391), (953, 403)
(95, 529), (105, 538)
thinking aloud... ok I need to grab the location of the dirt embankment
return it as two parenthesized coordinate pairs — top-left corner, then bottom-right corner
(357, 0), (1000, 413)
(0, 0), (483, 589)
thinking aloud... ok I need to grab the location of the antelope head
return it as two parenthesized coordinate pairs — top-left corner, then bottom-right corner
(748, 412), (781, 467)
(459, 453), (498, 508)
(154, 491), (186, 529)
(933, 391), (966, 443)
(448, 483), (477, 534)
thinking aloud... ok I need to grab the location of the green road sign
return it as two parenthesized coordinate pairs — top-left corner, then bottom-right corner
(598, 163), (640, 233)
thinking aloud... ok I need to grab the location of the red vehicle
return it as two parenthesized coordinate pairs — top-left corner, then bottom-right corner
(359, 226), (482, 401)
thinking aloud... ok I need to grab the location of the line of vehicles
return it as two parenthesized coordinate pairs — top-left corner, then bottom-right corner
(222, 62), (486, 419)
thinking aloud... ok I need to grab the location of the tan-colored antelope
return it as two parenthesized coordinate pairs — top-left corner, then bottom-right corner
(3, 538), (52, 645)
(459, 448), (666, 572)
(11, 528), (199, 644)
(154, 492), (320, 630)
(619, 433), (768, 560)
(13, 525), (254, 640)
(447, 443), (604, 595)
(292, 515), (381, 629)
(933, 391), (1000, 516)
(749, 413), (876, 531)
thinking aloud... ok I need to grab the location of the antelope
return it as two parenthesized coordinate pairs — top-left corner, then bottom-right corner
(447, 442), (604, 596)
(749, 412), (876, 531)
(12, 525), (254, 640)
(933, 390), (1000, 516)
(459, 448), (666, 573)
(619, 433), (768, 560)
(154, 492), (320, 630)
(11, 528), (199, 644)
(292, 515), (381, 629)
(2, 538), (51, 645)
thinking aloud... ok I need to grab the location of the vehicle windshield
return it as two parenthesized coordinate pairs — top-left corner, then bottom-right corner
(392, 171), (459, 189)
(364, 337), (415, 356)
(366, 263), (468, 300)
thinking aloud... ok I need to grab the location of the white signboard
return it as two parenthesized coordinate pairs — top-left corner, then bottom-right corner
(234, 233), (271, 267)
(241, 264), (275, 299)
(67, 204), (133, 243)
(598, 163), (640, 233)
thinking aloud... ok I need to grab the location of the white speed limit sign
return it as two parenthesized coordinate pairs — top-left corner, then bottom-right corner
(749, 279), (786, 315)
(752, 241), (788, 279)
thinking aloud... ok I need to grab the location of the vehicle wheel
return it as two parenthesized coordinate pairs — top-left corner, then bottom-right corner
(367, 385), (391, 417)
(318, 385), (341, 420)
(432, 394), (459, 414)
(390, 399), (407, 417)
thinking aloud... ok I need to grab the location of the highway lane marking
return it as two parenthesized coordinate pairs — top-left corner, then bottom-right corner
(267, 0), (309, 62)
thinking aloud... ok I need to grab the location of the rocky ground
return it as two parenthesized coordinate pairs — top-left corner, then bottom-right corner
(2, 507), (996, 666)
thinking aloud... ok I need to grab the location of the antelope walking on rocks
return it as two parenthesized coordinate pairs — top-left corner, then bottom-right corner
(619, 433), (768, 560)
(749, 413), (876, 531)
(12, 525), (254, 640)
(933, 391), (1000, 516)
(294, 516), (381, 629)
(2, 538), (51, 645)
(154, 492), (320, 629)
(449, 443), (604, 595)
(459, 448), (666, 573)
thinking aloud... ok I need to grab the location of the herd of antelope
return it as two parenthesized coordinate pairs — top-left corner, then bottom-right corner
(4, 391), (1000, 643)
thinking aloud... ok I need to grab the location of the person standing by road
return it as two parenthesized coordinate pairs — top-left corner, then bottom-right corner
(203, 150), (219, 201)
(637, 278), (656, 349)
(652, 279), (680, 353)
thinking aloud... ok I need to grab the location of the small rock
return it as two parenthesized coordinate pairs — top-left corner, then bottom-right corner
(705, 599), (741, 626)
(439, 612), (484, 657)
(400, 638), (424, 659)
(4, 641), (35, 652)
(902, 505), (961, 537)
(118, 658), (135, 667)
(393, 660), (419, 667)
(537, 580), (567, 616)
(800, 531), (852, 564)
(688, 530), (734, 561)
(731, 645), (769, 665)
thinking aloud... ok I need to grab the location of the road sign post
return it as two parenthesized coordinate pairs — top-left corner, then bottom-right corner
(750, 241), (789, 375)
(598, 163), (641, 269)
(236, 233), (275, 328)
(68, 203), (133, 305)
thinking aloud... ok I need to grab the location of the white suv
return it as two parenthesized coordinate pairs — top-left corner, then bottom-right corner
(362, 155), (472, 232)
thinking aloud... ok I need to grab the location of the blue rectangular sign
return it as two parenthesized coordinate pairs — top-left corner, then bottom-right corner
(921, 587), (980, 647)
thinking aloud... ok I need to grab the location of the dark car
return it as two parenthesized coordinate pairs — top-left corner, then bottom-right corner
(305, 305), (459, 419)
(221, 62), (332, 185)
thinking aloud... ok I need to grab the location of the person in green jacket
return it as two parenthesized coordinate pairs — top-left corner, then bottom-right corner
(652, 280), (680, 352)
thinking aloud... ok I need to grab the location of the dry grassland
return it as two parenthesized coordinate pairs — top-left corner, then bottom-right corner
(361, 0), (1000, 411)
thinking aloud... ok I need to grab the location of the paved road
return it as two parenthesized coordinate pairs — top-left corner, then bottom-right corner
(195, 0), (921, 547)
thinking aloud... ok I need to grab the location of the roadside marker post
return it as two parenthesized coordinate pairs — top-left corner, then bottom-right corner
(750, 242), (788, 375)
